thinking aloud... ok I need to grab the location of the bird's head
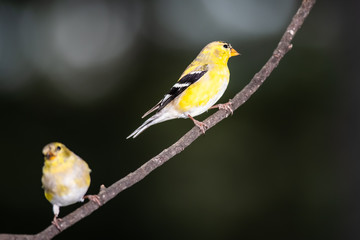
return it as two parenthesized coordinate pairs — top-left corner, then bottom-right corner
(199, 41), (240, 64)
(42, 142), (70, 161)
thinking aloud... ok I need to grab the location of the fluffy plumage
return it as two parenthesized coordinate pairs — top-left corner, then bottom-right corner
(42, 142), (99, 230)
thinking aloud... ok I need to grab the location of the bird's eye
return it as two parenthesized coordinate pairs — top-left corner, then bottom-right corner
(223, 44), (229, 49)
(56, 146), (61, 151)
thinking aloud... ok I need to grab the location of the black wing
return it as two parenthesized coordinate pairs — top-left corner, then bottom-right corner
(158, 70), (207, 111)
(142, 68), (208, 118)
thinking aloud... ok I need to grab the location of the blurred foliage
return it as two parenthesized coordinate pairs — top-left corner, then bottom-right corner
(0, 0), (359, 239)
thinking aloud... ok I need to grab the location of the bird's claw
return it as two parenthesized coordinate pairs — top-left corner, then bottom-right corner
(52, 216), (62, 231)
(188, 114), (208, 134)
(211, 102), (233, 115)
(84, 194), (102, 206)
(194, 120), (207, 134)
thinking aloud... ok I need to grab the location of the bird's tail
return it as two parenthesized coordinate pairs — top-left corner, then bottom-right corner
(127, 112), (169, 139)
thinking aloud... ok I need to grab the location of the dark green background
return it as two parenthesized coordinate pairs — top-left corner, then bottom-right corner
(1, 0), (359, 239)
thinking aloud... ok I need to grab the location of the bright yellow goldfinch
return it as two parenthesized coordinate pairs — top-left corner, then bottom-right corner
(127, 41), (239, 139)
(41, 142), (100, 230)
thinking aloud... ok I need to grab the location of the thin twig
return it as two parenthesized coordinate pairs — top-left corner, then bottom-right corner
(0, 1), (316, 239)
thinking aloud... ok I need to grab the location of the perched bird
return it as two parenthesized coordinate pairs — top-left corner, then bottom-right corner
(127, 41), (239, 139)
(41, 142), (100, 230)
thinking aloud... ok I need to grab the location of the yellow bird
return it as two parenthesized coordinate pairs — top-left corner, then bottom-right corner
(127, 41), (239, 139)
(41, 142), (100, 230)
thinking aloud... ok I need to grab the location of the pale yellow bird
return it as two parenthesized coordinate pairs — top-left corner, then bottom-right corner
(41, 142), (100, 230)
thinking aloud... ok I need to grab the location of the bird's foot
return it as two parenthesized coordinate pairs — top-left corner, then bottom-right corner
(52, 216), (62, 231)
(188, 115), (207, 134)
(210, 101), (233, 115)
(84, 194), (101, 206)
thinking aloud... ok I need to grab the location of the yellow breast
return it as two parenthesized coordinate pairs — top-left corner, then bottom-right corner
(176, 66), (229, 113)
(42, 156), (91, 202)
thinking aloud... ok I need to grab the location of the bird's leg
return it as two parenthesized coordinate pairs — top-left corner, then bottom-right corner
(84, 194), (101, 206)
(52, 215), (62, 231)
(210, 101), (233, 115)
(51, 204), (62, 230)
(188, 114), (207, 134)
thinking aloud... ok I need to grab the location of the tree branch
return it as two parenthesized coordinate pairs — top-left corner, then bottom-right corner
(0, 1), (316, 239)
